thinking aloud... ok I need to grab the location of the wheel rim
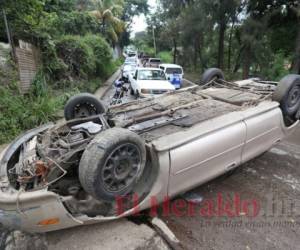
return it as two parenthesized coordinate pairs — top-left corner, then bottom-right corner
(74, 102), (97, 118)
(101, 143), (142, 193)
(287, 86), (300, 108)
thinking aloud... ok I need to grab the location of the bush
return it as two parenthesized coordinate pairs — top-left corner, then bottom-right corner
(82, 34), (114, 77)
(56, 35), (96, 79)
(0, 82), (79, 144)
(158, 51), (173, 63)
(54, 34), (115, 80)
(261, 52), (290, 81)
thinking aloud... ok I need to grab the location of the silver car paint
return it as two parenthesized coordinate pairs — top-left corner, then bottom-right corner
(0, 101), (298, 232)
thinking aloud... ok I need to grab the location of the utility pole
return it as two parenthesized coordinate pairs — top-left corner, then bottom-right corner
(152, 26), (157, 57)
(2, 9), (16, 61)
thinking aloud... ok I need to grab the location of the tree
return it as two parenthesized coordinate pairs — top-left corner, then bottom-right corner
(90, 0), (125, 44)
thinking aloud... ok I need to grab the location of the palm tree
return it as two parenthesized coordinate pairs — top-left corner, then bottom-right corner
(90, 0), (125, 45)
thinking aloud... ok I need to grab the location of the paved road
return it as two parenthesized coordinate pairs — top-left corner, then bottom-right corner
(158, 127), (300, 250)
(102, 78), (195, 105)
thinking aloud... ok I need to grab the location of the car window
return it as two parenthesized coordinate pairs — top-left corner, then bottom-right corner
(126, 58), (135, 62)
(166, 68), (183, 74)
(124, 65), (135, 71)
(150, 59), (161, 63)
(138, 70), (166, 80)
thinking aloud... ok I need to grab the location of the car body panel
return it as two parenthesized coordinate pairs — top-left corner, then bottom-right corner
(145, 58), (162, 68)
(159, 64), (184, 89)
(0, 88), (299, 232)
(168, 121), (246, 197)
(0, 189), (82, 232)
(130, 68), (175, 97)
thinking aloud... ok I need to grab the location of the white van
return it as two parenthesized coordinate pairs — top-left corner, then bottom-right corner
(159, 64), (184, 89)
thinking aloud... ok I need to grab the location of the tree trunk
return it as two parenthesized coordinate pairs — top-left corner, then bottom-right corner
(233, 45), (244, 73)
(193, 38), (199, 71)
(173, 38), (177, 64)
(292, 19), (300, 74)
(217, 19), (226, 70)
(227, 20), (235, 72)
(243, 46), (251, 79)
(198, 36), (206, 71)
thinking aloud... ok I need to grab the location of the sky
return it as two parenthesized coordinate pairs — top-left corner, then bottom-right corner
(131, 0), (157, 36)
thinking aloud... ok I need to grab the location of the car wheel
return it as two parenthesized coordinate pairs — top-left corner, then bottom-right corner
(130, 87), (134, 95)
(79, 128), (147, 201)
(273, 74), (300, 123)
(201, 68), (225, 85)
(64, 93), (106, 121)
(135, 90), (140, 99)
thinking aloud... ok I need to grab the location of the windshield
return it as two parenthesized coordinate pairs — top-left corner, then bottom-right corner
(166, 68), (183, 74)
(124, 65), (135, 71)
(138, 70), (166, 80)
(125, 58), (136, 62)
(150, 59), (161, 63)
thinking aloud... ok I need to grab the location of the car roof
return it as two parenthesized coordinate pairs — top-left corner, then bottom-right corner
(137, 67), (163, 71)
(159, 64), (182, 68)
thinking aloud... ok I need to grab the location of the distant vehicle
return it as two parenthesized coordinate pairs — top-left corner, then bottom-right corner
(122, 64), (136, 82)
(159, 64), (184, 89)
(127, 51), (137, 58)
(110, 79), (128, 106)
(124, 57), (138, 66)
(141, 55), (150, 65)
(129, 67), (175, 98)
(144, 58), (162, 68)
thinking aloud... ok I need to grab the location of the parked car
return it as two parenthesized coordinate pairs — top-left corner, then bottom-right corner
(159, 64), (184, 89)
(122, 64), (136, 82)
(129, 67), (175, 98)
(0, 68), (299, 233)
(127, 51), (137, 58)
(124, 57), (138, 67)
(144, 58), (162, 68)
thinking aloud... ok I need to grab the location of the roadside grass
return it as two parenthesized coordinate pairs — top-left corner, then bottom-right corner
(0, 77), (105, 145)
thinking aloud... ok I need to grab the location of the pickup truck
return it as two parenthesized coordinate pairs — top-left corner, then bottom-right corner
(0, 68), (299, 233)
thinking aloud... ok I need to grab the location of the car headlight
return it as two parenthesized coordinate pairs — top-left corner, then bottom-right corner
(141, 89), (152, 94)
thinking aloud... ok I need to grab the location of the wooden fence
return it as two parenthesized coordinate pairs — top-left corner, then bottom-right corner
(15, 43), (39, 94)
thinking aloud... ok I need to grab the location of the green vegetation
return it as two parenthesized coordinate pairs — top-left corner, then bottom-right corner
(157, 51), (173, 64)
(0, 0), (148, 144)
(134, 0), (300, 80)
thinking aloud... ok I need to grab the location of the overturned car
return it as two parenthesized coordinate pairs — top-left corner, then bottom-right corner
(0, 69), (299, 232)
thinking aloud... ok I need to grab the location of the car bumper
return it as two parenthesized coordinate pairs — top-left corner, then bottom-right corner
(0, 188), (85, 232)
(0, 124), (83, 233)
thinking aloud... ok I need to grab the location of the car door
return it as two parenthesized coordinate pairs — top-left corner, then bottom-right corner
(241, 107), (284, 163)
(130, 70), (138, 91)
(168, 121), (246, 197)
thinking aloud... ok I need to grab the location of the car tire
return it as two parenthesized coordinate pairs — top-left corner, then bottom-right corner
(135, 90), (140, 99)
(79, 128), (147, 201)
(64, 93), (106, 121)
(130, 87), (134, 95)
(273, 74), (300, 122)
(201, 68), (225, 85)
